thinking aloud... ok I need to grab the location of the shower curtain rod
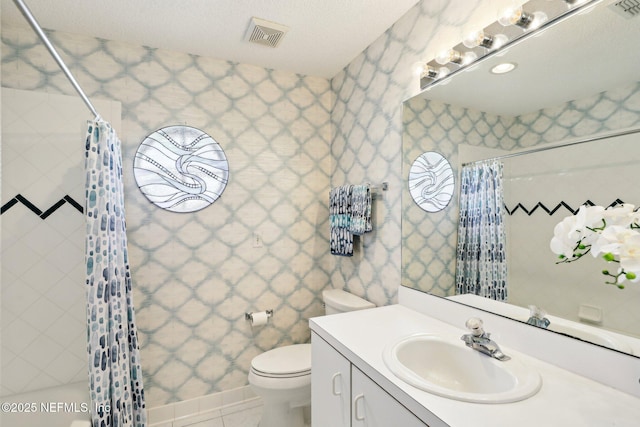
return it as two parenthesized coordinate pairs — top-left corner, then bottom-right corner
(13, 0), (101, 120)
(461, 127), (640, 167)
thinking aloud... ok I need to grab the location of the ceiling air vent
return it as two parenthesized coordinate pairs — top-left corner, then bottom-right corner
(608, 0), (640, 18)
(247, 17), (289, 48)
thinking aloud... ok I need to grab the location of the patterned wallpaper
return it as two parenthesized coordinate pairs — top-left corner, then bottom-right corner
(1, 26), (333, 406)
(0, 0), (523, 407)
(329, 0), (514, 305)
(401, 81), (640, 297)
(402, 99), (516, 296)
(5, 0), (635, 409)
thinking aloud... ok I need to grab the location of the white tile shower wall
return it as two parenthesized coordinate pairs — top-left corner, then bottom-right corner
(2, 26), (332, 406)
(0, 88), (121, 396)
(505, 131), (640, 337)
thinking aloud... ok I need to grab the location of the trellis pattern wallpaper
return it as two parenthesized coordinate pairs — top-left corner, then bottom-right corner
(329, 0), (515, 304)
(402, 100), (515, 296)
(1, 26), (333, 406)
(4, 0), (638, 409)
(2, 0), (517, 407)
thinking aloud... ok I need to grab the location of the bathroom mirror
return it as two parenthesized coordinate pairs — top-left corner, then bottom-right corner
(401, 0), (640, 356)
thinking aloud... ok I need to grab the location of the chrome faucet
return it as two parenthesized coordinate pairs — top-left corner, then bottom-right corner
(526, 305), (550, 329)
(461, 317), (511, 361)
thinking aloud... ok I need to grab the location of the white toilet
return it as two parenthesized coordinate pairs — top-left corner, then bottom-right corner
(248, 288), (375, 427)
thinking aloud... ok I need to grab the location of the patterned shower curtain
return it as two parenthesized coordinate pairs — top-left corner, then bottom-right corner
(85, 120), (147, 427)
(455, 160), (508, 301)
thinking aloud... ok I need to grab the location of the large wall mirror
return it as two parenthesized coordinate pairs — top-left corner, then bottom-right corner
(402, 0), (640, 357)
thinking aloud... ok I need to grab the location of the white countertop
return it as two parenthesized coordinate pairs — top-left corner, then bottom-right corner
(447, 294), (640, 356)
(310, 304), (640, 427)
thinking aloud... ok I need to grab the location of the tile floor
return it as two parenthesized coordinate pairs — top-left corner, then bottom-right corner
(176, 400), (262, 427)
(157, 398), (311, 427)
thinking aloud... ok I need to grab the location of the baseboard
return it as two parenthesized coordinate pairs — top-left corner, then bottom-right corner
(147, 385), (261, 427)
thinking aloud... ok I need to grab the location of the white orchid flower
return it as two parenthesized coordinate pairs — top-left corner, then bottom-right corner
(550, 215), (579, 258)
(551, 204), (640, 287)
(603, 203), (636, 227)
(619, 232), (640, 282)
(591, 225), (633, 257)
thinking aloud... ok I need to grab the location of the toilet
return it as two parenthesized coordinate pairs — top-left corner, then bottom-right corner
(248, 288), (375, 427)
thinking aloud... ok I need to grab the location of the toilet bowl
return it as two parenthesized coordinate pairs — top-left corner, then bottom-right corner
(248, 344), (311, 427)
(248, 289), (374, 427)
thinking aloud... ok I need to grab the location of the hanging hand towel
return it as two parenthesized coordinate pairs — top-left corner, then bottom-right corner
(330, 185), (353, 256)
(349, 184), (372, 235)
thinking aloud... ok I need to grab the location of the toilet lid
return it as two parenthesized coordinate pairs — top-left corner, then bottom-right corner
(251, 344), (311, 376)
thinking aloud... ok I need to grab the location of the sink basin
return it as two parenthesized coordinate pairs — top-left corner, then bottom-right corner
(383, 334), (542, 403)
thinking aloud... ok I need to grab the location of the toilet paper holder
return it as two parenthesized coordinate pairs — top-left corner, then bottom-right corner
(245, 309), (274, 321)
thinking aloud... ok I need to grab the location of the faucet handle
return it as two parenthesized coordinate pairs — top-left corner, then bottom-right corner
(465, 317), (485, 337)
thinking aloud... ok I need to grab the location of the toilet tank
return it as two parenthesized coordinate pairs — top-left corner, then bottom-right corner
(322, 289), (375, 315)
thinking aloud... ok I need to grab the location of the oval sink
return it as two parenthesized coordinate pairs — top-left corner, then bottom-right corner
(383, 334), (542, 403)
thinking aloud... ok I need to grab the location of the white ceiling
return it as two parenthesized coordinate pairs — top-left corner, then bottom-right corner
(1, 0), (420, 78)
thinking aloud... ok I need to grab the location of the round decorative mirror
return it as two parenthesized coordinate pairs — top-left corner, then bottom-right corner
(133, 125), (229, 213)
(408, 151), (454, 212)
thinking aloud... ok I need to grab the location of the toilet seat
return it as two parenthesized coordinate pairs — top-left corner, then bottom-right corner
(250, 344), (311, 378)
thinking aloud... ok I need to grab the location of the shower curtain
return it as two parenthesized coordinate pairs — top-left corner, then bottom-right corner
(85, 119), (147, 426)
(455, 160), (508, 301)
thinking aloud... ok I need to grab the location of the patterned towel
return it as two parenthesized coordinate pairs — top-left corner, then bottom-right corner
(330, 185), (353, 256)
(350, 185), (372, 235)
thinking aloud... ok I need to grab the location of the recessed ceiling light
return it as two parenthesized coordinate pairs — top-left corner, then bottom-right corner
(491, 62), (517, 75)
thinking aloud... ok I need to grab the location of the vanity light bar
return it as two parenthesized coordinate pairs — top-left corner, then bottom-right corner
(419, 0), (602, 91)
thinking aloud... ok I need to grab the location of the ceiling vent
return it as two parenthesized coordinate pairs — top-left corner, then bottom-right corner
(247, 17), (289, 48)
(608, 0), (640, 18)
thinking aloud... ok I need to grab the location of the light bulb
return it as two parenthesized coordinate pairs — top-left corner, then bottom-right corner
(498, 6), (524, 26)
(461, 51), (478, 65)
(438, 67), (450, 79)
(413, 62), (426, 77)
(420, 65), (439, 80)
(463, 30), (485, 48)
(435, 49), (462, 65)
(491, 34), (509, 50)
(463, 30), (498, 49)
(529, 11), (548, 30)
(498, 6), (535, 29)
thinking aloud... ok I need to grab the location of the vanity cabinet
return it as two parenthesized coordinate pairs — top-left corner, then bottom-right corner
(312, 331), (351, 426)
(312, 332), (427, 427)
(351, 367), (427, 426)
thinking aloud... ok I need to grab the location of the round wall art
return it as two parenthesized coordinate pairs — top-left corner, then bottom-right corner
(134, 125), (229, 213)
(408, 151), (454, 212)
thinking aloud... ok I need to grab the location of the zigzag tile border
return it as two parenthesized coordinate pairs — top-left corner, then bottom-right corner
(0, 194), (84, 218)
(505, 198), (628, 216)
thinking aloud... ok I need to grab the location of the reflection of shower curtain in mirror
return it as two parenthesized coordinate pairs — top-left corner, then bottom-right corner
(456, 160), (507, 301)
(85, 120), (147, 426)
